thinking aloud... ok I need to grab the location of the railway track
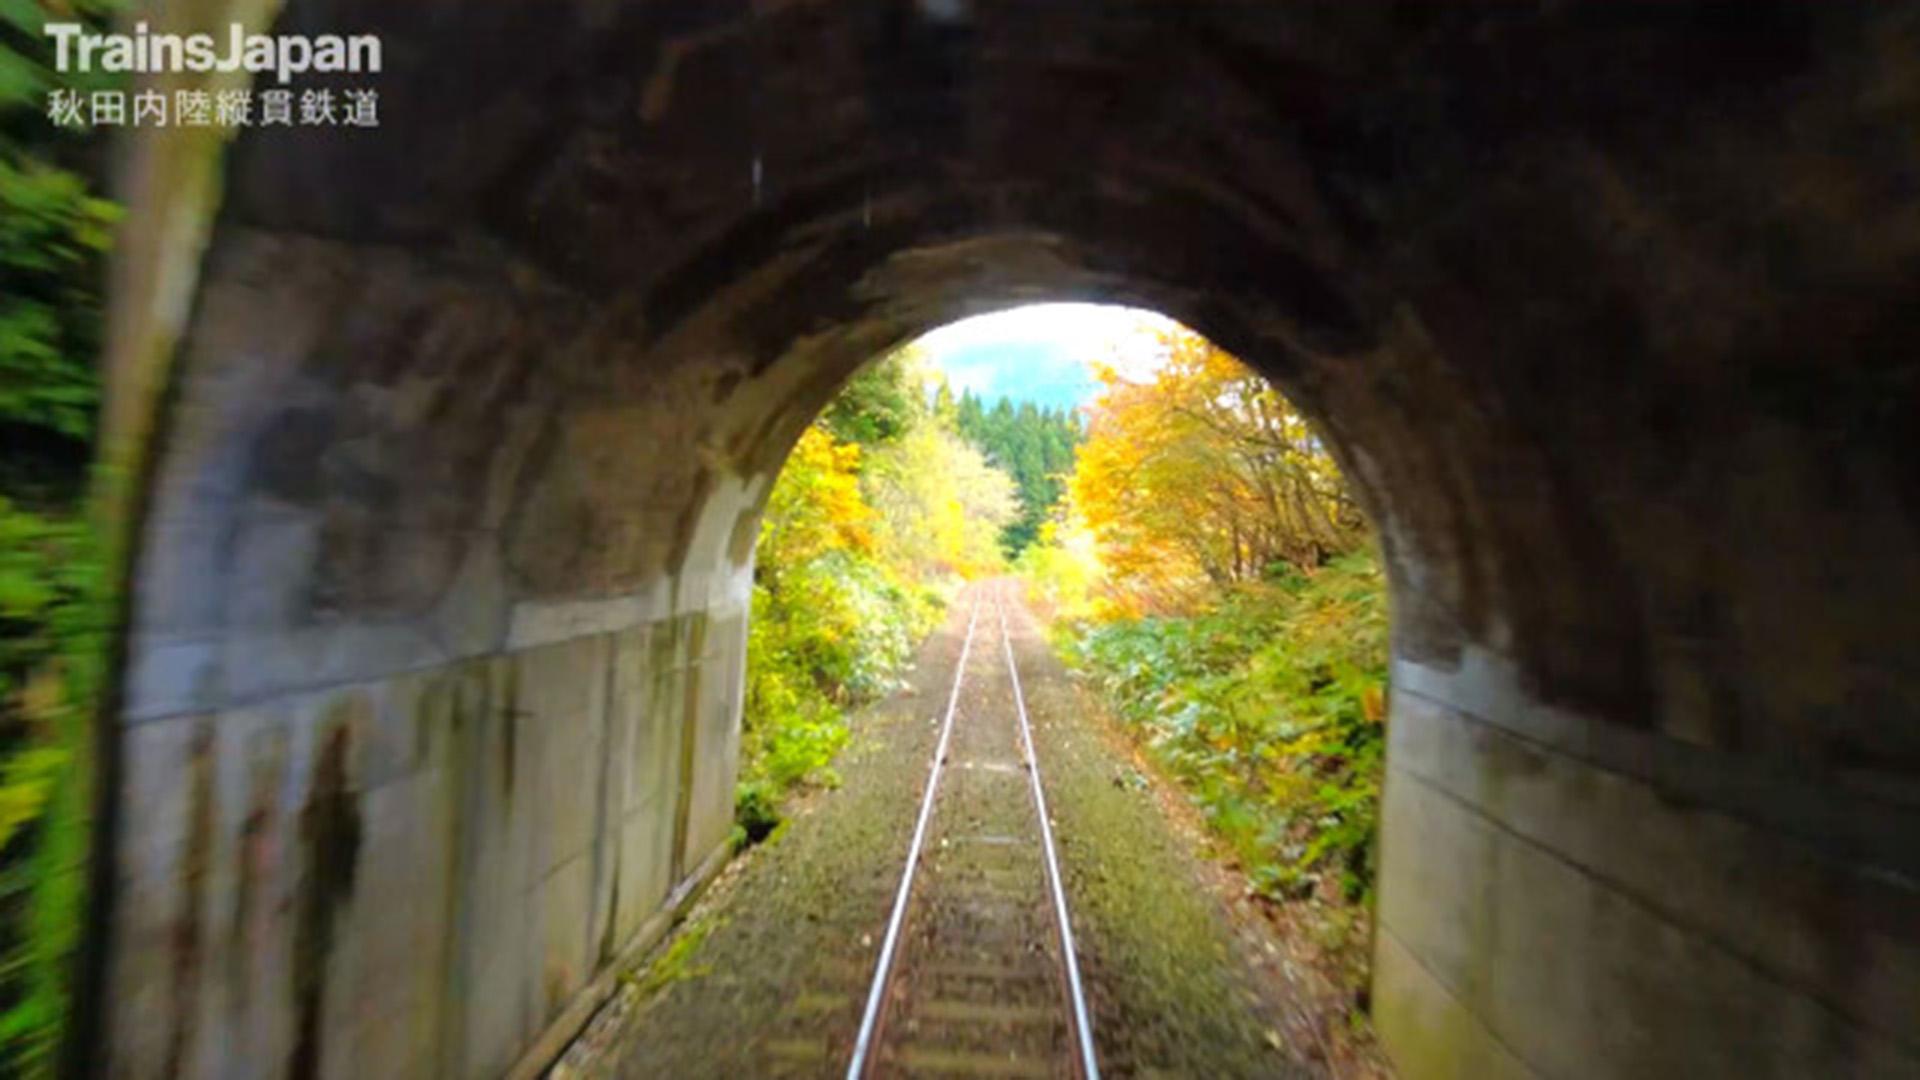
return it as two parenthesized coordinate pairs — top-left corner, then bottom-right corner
(845, 583), (1100, 1079)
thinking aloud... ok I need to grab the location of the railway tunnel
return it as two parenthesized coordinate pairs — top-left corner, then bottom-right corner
(93, 2), (1918, 1077)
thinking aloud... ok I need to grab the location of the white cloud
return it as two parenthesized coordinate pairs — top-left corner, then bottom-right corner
(914, 303), (1183, 407)
(942, 365), (998, 395)
(917, 303), (1174, 360)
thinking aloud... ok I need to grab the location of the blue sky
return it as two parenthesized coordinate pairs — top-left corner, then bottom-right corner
(914, 303), (1180, 412)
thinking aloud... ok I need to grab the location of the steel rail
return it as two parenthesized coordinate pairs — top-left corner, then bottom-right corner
(997, 587), (1102, 1080)
(845, 594), (982, 1079)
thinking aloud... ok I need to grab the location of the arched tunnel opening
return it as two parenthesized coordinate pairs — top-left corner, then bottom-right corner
(653, 301), (1391, 1076)
(7, 1), (1912, 1077)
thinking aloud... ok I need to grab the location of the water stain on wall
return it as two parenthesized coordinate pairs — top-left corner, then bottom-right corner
(162, 721), (215, 1079)
(288, 719), (364, 1080)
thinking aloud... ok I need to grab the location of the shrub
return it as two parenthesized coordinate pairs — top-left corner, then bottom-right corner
(1065, 550), (1388, 908)
(734, 404), (967, 844)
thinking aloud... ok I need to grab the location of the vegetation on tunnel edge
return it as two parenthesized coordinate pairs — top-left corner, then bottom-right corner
(736, 351), (1017, 845)
(1019, 326), (1388, 1005)
(1, 2), (123, 1072)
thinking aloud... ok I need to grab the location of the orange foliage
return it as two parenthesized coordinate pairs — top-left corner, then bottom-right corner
(758, 427), (874, 569)
(1070, 328), (1362, 614)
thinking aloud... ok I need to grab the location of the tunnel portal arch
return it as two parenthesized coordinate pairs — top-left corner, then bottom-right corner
(96, 3), (1919, 1077)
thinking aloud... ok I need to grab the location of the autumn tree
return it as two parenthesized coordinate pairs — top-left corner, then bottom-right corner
(757, 428), (874, 573)
(864, 424), (1019, 579)
(1021, 319), (1388, 1016)
(1071, 328), (1363, 612)
(740, 349), (1018, 837)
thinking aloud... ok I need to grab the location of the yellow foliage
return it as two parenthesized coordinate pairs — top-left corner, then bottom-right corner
(758, 427), (875, 569)
(1068, 327), (1364, 615)
(862, 425), (1017, 580)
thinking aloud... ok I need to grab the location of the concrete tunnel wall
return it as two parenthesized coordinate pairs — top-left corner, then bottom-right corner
(95, 3), (1919, 1077)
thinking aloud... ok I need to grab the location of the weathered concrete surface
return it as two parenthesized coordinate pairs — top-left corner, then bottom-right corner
(99, 2), (1920, 1077)
(111, 612), (741, 1078)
